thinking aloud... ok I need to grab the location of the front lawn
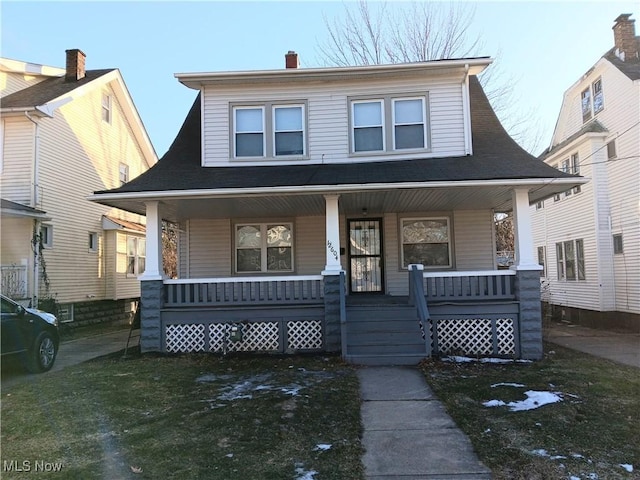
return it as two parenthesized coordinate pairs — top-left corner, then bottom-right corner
(1, 353), (364, 480)
(422, 343), (640, 480)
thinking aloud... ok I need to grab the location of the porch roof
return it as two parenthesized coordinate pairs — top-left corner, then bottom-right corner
(91, 77), (585, 221)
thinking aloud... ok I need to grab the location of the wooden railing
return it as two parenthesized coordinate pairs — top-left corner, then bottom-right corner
(423, 270), (516, 302)
(164, 275), (324, 307)
(1, 265), (28, 299)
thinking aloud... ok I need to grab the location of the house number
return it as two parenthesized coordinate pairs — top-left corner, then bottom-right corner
(327, 240), (339, 261)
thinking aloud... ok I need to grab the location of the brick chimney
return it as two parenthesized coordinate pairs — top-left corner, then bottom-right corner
(613, 14), (638, 61)
(285, 51), (299, 69)
(65, 48), (86, 81)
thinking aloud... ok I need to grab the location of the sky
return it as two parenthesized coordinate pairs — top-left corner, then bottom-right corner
(1, 1), (637, 158)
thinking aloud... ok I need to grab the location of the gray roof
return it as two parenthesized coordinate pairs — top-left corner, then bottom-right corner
(1, 199), (48, 218)
(95, 76), (575, 195)
(604, 44), (640, 80)
(1, 69), (114, 109)
(540, 120), (608, 160)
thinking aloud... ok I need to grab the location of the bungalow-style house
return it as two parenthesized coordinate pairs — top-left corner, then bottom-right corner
(532, 14), (640, 332)
(91, 53), (584, 364)
(1, 50), (157, 324)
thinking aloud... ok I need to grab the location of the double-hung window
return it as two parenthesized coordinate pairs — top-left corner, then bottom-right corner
(556, 239), (585, 281)
(235, 223), (293, 273)
(592, 79), (603, 114)
(581, 88), (592, 123)
(351, 94), (429, 154)
(581, 78), (604, 123)
(102, 93), (111, 124)
(400, 218), (451, 268)
(537, 246), (546, 277)
(233, 103), (305, 159)
(127, 236), (146, 276)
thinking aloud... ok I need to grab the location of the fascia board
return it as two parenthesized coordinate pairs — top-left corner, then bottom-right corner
(89, 177), (588, 203)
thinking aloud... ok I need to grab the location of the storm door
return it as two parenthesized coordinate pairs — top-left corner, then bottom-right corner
(348, 219), (384, 293)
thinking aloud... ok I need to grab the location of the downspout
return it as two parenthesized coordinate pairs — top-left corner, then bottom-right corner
(461, 64), (472, 156)
(25, 112), (40, 306)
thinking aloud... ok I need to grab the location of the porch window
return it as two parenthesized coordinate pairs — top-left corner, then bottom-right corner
(556, 239), (585, 281)
(235, 223), (293, 273)
(127, 236), (146, 276)
(400, 218), (451, 268)
(234, 107), (265, 157)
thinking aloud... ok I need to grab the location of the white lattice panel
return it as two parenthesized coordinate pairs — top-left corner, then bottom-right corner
(436, 318), (493, 355)
(496, 318), (515, 354)
(166, 324), (206, 352)
(208, 322), (280, 352)
(287, 320), (323, 350)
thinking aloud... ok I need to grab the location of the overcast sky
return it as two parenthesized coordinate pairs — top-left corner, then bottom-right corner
(2, 1), (637, 157)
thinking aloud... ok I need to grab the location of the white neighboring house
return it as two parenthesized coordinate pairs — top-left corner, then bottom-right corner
(0, 49), (157, 324)
(533, 14), (640, 331)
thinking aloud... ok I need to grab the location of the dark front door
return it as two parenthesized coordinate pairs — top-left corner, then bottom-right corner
(348, 219), (384, 293)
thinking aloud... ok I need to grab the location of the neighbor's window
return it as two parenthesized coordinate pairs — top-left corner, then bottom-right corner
(537, 246), (546, 277)
(581, 88), (592, 123)
(235, 223), (293, 273)
(592, 78), (604, 114)
(607, 140), (617, 160)
(102, 93), (111, 123)
(401, 218), (451, 268)
(126, 236), (146, 276)
(89, 232), (98, 252)
(119, 163), (129, 185)
(556, 239), (585, 281)
(351, 94), (429, 154)
(352, 100), (384, 152)
(392, 98), (426, 150)
(613, 234), (623, 254)
(40, 224), (53, 248)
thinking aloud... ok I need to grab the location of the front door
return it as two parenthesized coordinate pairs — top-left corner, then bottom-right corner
(348, 219), (384, 293)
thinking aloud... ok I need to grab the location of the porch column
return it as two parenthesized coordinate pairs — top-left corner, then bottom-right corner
(140, 200), (164, 281)
(322, 194), (342, 274)
(511, 188), (543, 360)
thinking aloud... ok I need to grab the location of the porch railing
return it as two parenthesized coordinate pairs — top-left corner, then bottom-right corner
(1, 265), (28, 299)
(423, 270), (516, 302)
(164, 275), (324, 307)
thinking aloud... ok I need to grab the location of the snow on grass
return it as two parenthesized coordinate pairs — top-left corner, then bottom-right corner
(314, 444), (332, 451)
(294, 463), (317, 480)
(529, 448), (566, 460)
(443, 356), (532, 364)
(483, 390), (563, 411)
(491, 382), (526, 388)
(619, 464), (634, 473)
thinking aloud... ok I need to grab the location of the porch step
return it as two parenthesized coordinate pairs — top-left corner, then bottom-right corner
(345, 353), (426, 366)
(345, 304), (427, 364)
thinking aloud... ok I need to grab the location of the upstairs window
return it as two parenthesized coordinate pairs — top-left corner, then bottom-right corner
(607, 140), (617, 160)
(233, 103), (306, 159)
(350, 94), (430, 154)
(352, 100), (384, 152)
(581, 88), (592, 123)
(119, 163), (129, 185)
(102, 93), (111, 124)
(592, 78), (604, 114)
(40, 224), (53, 249)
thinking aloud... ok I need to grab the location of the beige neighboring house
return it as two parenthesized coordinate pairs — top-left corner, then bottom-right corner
(532, 14), (640, 331)
(1, 49), (157, 324)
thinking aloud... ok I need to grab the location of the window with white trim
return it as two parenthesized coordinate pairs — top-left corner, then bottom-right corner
(232, 103), (306, 159)
(592, 78), (603, 114)
(102, 93), (111, 124)
(126, 236), (146, 276)
(89, 232), (98, 252)
(40, 224), (53, 249)
(119, 163), (129, 185)
(400, 218), (451, 268)
(350, 94), (429, 154)
(537, 246), (546, 277)
(581, 88), (592, 123)
(613, 234), (623, 254)
(607, 140), (617, 160)
(235, 223), (293, 273)
(556, 239), (585, 281)
(562, 153), (581, 196)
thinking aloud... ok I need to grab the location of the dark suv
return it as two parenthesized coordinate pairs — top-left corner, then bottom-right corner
(1, 294), (60, 372)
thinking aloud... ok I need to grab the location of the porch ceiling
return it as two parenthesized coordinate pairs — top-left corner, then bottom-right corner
(110, 182), (566, 222)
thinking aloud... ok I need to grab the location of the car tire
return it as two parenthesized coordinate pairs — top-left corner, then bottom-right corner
(26, 331), (57, 373)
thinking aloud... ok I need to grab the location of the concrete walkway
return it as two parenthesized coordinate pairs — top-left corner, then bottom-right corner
(358, 366), (491, 480)
(544, 322), (640, 368)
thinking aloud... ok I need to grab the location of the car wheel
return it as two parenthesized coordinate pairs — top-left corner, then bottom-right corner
(26, 331), (57, 373)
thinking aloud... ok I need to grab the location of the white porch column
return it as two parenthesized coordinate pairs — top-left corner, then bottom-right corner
(511, 188), (542, 271)
(322, 194), (343, 274)
(140, 200), (164, 280)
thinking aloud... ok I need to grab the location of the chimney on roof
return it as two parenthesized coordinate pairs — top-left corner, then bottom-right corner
(65, 48), (86, 81)
(613, 14), (638, 62)
(285, 51), (299, 69)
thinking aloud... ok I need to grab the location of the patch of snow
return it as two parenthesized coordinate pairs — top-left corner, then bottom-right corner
(619, 464), (634, 473)
(281, 384), (304, 396)
(491, 382), (526, 388)
(484, 390), (563, 411)
(586, 473), (599, 479)
(529, 449), (565, 460)
(314, 444), (331, 451)
(225, 453), (233, 458)
(569, 476), (581, 480)
(294, 464), (318, 480)
(571, 453), (584, 459)
(443, 356), (532, 364)
(196, 374), (233, 383)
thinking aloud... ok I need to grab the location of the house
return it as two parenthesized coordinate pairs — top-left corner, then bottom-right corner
(1, 49), (157, 325)
(532, 14), (640, 332)
(90, 52), (584, 364)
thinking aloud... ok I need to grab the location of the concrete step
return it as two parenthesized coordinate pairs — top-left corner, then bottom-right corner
(345, 353), (426, 366)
